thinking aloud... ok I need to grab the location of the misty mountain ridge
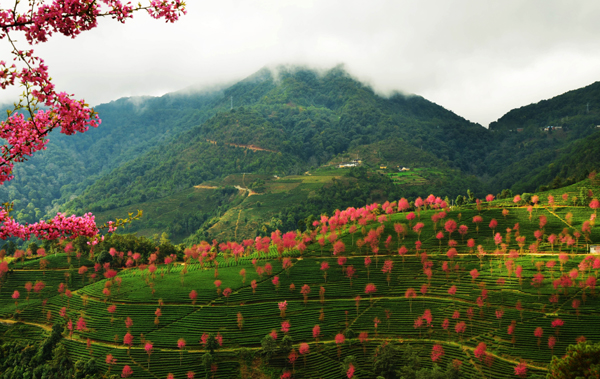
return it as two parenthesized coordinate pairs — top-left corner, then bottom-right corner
(1, 64), (599, 242)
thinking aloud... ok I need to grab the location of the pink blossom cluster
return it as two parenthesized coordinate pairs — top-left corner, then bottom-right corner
(0, 0), (185, 241)
(0, 209), (98, 240)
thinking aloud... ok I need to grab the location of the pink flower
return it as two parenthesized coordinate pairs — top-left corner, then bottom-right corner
(76, 317), (86, 331)
(474, 342), (487, 360)
(551, 319), (564, 328)
(365, 283), (377, 295)
(431, 344), (444, 362)
(448, 285), (457, 296)
(312, 324), (321, 339)
(123, 332), (133, 347)
(514, 361), (527, 378)
(121, 365), (133, 378)
(299, 342), (310, 355)
(347, 364), (355, 378)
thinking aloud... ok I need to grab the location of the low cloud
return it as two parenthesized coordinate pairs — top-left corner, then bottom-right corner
(2, 0), (600, 126)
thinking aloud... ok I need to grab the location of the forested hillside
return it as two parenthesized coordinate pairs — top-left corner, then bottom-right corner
(486, 80), (600, 193)
(57, 66), (492, 241)
(2, 65), (600, 244)
(0, 87), (225, 224)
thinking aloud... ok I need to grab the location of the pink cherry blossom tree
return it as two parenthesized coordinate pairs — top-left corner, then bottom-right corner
(121, 365), (133, 378)
(365, 283), (377, 303)
(0, 1), (186, 242)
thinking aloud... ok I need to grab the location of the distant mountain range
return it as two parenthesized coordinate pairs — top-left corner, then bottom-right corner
(2, 65), (599, 243)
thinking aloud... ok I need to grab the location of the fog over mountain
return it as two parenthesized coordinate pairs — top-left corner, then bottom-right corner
(2, 1), (600, 126)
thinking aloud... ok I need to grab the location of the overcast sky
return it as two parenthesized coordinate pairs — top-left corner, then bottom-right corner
(4, 0), (600, 126)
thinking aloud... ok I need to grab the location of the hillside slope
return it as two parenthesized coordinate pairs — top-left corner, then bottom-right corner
(61, 66), (489, 240)
(2, 179), (599, 378)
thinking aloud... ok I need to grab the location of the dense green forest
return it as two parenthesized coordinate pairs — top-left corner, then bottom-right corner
(2, 65), (600, 243)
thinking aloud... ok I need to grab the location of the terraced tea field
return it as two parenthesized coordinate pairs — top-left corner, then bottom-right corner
(1, 181), (599, 378)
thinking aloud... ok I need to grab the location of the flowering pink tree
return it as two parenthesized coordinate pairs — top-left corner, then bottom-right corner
(189, 290), (198, 305)
(288, 348), (298, 371)
(272, 276), (280, 292)
(455, 321), (466, 341)
(470, 268), (479, 284)
(177, 338), (186, 366)
(301, 284), (310, 306)
(222, 287), (232, 303)
(0, 1), (185, 242)
(495, 309), (504, 328)
(508, 320), (516, 347)
(382, 259), (393, 286)
(474, 342), (487, 362)
(365, 283), (377, 303)
(591, 198), (600, 215)
(394, 223), (407, 247)
(312, 324), (321, 343)
(444, 219), (457, 240)
(534, 327), (543, 348)
(145, 342), (153, 369)
(11, 290), (19, 311)
(548, 336), (556, 352)
(299, 342), (310, 367)
(551, 318), (564, 337)
(123, 332), (133, 350)
(278, 301), (288, 318)
(473, 215), (483, 234)
(531, 273), (544, 300)
(364, 256), (372, 279)
(346, 265), (356, 286)
(335, 333), (345, 359)
(447, 285), (457, 305)
(405, 288), (417, 313)
(514, 361), (527, 378)
(413, 222), (425, 240)
(347, 363), (355, 379)
(320, 261), (329, 282)
(105, 353), (116, 374)
(121, 365), (133, 378)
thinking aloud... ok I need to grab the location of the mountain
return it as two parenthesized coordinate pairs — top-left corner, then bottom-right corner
(58, 66), (489, 241)
(486, 81), (600, 193)
(3, 65), (600, 244)
(0, 86), (225, 224)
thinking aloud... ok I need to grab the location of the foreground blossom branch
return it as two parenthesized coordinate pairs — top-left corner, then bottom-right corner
(0, 0), (185, 241)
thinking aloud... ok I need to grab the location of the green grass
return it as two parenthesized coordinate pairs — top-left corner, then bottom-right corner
(1, 180), (599, 378)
